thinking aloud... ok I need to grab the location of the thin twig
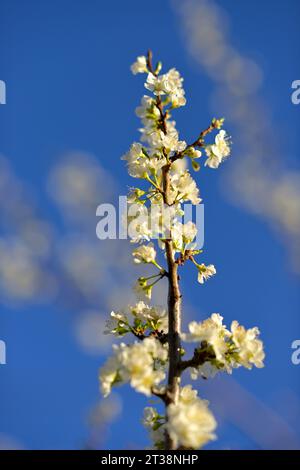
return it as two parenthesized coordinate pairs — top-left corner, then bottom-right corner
(179, 347), (216, 372)
(170, 121), (218, 162)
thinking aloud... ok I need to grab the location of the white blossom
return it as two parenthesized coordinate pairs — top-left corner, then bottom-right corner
(171, 171), (201, 204)
(184, 315), (265, 377)
(150, 202), (180, 240)
(171, 220), (198, 252)
(167, 387), (216, 449)
(100, 338), (167, 397)
(197, 264), (216, 284)
(231, 321), (265, 369)
(103, 310), (128, 335)
(190, 363), (219, 380)
(143, 407), (157, 427)
(136, 95), (160, 121)
(131, 56), (148, 75)
(205, 130), (231, 169)
(124, 339), (167, 396)
(104, 301), (168, 336)
(145, 69), (186, 105)
(163, 68), (186, 107)
(144, 68), (186, 109)
(99, 355), (120, 397)
(145, 73), (169, 96)
(179, 384), (198, 404)
(132, 243), (156, 264)
(143, 336), (168, 359)
(131, 301), (168, 332)
(128, 216), (152, 243)
(121, 143), (146, 178)
(182, 221), (198, 245)
(122, 141), (168, 179)
(161, 131), (186, 153)
(140, 123), (186, 155)
(184, 314), (229, 362)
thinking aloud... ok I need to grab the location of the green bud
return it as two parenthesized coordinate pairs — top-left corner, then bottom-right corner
(212, 117), (225, 129)
(138, 277), (147, 287)
(144, 285), (153, 298)
(155, 61), (162, 74)
(192, 159), (200, 171)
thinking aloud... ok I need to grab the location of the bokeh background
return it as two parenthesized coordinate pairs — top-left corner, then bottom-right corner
(0, 0), (300, 450)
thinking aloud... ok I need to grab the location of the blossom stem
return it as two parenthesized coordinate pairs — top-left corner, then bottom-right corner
(190, 255), (201, 269)
(170, 121), (217, 163)
(179, 347), (215, 372)
(145, 174), (163, 193)
(151, 259), (165, 273)
(142, 273), (162, 281)
(148, 274), (165, 288)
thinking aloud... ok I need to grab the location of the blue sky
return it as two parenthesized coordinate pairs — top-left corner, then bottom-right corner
(0, 0), (299, 450)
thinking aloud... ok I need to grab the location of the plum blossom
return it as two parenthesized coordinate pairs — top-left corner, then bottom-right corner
(167, 386), (217, 449)
(205, 130), (231, 169)
(184, 314), (229, 362)
(197, 263), (216, 284)
(171, 220), (198, 252)
(171, 171), (201, 204)
(131, 301), (168, 332)
(231, 321), (265, 369)
(131, 56), (148, 75)
(99, 337), (167, 397)
(132, 243), (156, 264)
(103, 310), (128, 336)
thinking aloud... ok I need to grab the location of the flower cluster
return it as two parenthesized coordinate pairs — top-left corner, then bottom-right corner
(122, 54), (232, 290)
(205, 130), (231, 169)
(167, 385), (217, 449)
(99, 52), (264, 451)
(144, 67), (186, 108)
(104, 301), (168, 337)
(132, 242), (156, 264)
(142, 385), (216, 450)
(100, 337), (167, 397)
(183, 314), (265, 379)
(170, 171), (201, 205)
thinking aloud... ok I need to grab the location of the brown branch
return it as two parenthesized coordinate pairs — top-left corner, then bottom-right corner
(170, 121), (218, 163)
(146, 49), (155, 75)
(131, 328), (169, 346)
(151, 330), (169, 344)
(179, 346), (216, 372)
(152, 387), (168, 405)
(162, 164), (182, 450)
(146, 50), (183, 450)
(175, 249), (194, 266)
